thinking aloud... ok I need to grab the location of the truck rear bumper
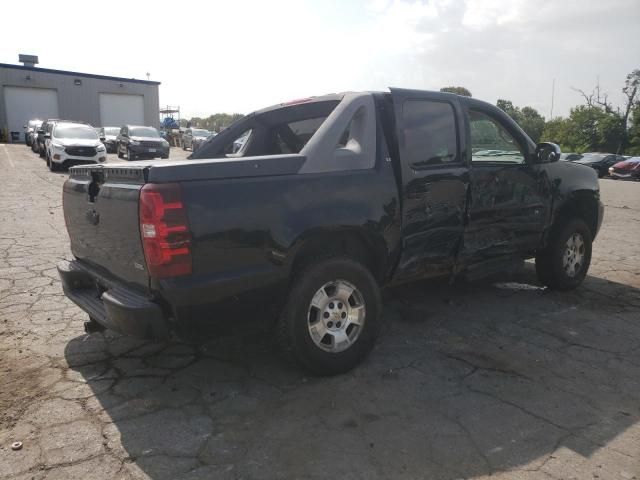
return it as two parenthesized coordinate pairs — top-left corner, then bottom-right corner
(58, 260), (170, 339)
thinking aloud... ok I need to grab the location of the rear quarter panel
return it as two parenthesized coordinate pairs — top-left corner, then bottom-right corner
(158, 162), (400, 308)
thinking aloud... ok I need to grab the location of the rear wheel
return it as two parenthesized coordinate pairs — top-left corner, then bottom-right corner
(117, 143), (124, 159)
(276, 257), (381, 375)
(128, 148), (135, 161)
(536, 218), (592, 290)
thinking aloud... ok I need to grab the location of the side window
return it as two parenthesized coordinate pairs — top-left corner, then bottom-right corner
(469, 110), (525, 164)
(223, 129), (252, 155)
(402, 100), (458, 167)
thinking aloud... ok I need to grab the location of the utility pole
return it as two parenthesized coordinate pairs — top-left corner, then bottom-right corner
(550, 78), (555, 119)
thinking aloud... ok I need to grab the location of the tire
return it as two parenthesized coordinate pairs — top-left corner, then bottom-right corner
(536, 218), (592, 291)
(128, 148), (135, 161)
(276, 257), (381, 376)
(47, 153), (58, 172)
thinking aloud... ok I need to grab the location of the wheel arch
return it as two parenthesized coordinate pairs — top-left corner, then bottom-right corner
(549, 190), (600, 243)
(287, 227), (391, 284)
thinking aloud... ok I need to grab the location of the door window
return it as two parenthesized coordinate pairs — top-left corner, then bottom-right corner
(402, 100), (459, 168)
(469, 110), (524, 164)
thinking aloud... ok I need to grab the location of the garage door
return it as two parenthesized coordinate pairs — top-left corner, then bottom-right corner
(99, 93), (144, 127)
(4, 86), (59, 142)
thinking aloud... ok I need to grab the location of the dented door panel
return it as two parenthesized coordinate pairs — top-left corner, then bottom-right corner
(463, 162), (551, 260)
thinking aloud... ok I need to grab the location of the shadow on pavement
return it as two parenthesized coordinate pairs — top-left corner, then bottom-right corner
(65, 264), (640, 479)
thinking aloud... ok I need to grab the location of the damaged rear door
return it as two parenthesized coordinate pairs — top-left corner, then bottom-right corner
(390, 88), (470, 282)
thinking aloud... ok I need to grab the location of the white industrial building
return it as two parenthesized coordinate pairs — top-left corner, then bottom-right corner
(0, 55), (160, 142)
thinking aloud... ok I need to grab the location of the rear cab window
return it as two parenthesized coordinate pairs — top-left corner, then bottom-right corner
(402, 100), (459, 167)
(192, 99), (340, 160)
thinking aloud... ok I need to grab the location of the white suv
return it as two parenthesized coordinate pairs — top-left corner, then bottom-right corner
(45, 122), (107, 171)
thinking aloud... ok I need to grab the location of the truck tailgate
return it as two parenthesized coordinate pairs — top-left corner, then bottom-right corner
(63, 165), (149, 289)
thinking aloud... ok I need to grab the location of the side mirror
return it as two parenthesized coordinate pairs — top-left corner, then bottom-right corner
(44, 133), (51, 139)
(535, 142), (561, 163)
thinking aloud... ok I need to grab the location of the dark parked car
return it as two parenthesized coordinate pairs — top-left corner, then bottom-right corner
(182, 128), (212, 151)
(192, 133), (216, 153)
(35, 119), (60, 157)
(609, 156), (640, 180)
(59, 89), (603, 375)
(560, 152), (582, 161)
(572, 153), (626, 177)
(99, 127), (120, 153)
(24, 119), (42, 146)
(116, 125), (170, 160)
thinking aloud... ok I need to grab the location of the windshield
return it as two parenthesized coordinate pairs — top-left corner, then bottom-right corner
(104, 127), (120, 136)
(192, 129), (210, 137)
(130, 127), (160, 137)
(54, 124), (98, 140)
(579, 154), (605, 161)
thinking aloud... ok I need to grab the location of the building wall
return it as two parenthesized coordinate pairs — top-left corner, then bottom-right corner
(0, 65), (160, 140)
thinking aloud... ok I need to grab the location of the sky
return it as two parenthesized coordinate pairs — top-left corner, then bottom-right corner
(1, 0), (638, 119)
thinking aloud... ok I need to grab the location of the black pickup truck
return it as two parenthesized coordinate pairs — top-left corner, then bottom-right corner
(58, 89), (604, 375)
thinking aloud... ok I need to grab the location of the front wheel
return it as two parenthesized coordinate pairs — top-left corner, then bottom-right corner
(276, 257), (381, 375)
(536, 218), (592, 290)
(128, 148), (135, 161)
(47, 153), (58, 172)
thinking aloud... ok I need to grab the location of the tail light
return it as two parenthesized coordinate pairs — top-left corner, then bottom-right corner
(139, 183), (192, 278)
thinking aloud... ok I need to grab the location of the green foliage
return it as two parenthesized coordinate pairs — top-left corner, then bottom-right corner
(628, 105), (640, 155)
(541, 106), (626, 153)
(440, 86), (472, 97)
(187, 113), (244, 132)
(496, 99), (546, 143)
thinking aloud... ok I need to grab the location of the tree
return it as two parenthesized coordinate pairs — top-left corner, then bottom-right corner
(569, 69), (640, 152)
(496, 99), (546, 143)
(188, 113), (244, 132)
(540, 105), (626, 153)
(628, 105), (640, 155)
(541, 117), (573, 150)
(440, 86), (472, 97)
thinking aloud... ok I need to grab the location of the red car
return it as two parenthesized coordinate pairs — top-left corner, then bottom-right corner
(609, 156), (640, 180)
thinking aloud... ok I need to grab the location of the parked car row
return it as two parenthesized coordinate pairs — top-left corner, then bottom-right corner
(561, 152), (635, 179)
(23, 119), (170, 170)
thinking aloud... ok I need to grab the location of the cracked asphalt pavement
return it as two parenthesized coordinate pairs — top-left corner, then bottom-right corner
(1, 143), (639, 480)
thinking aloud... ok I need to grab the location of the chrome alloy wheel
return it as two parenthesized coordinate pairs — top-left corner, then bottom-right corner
(307, 280), (366, 353)
(563, 232), (585, 278)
